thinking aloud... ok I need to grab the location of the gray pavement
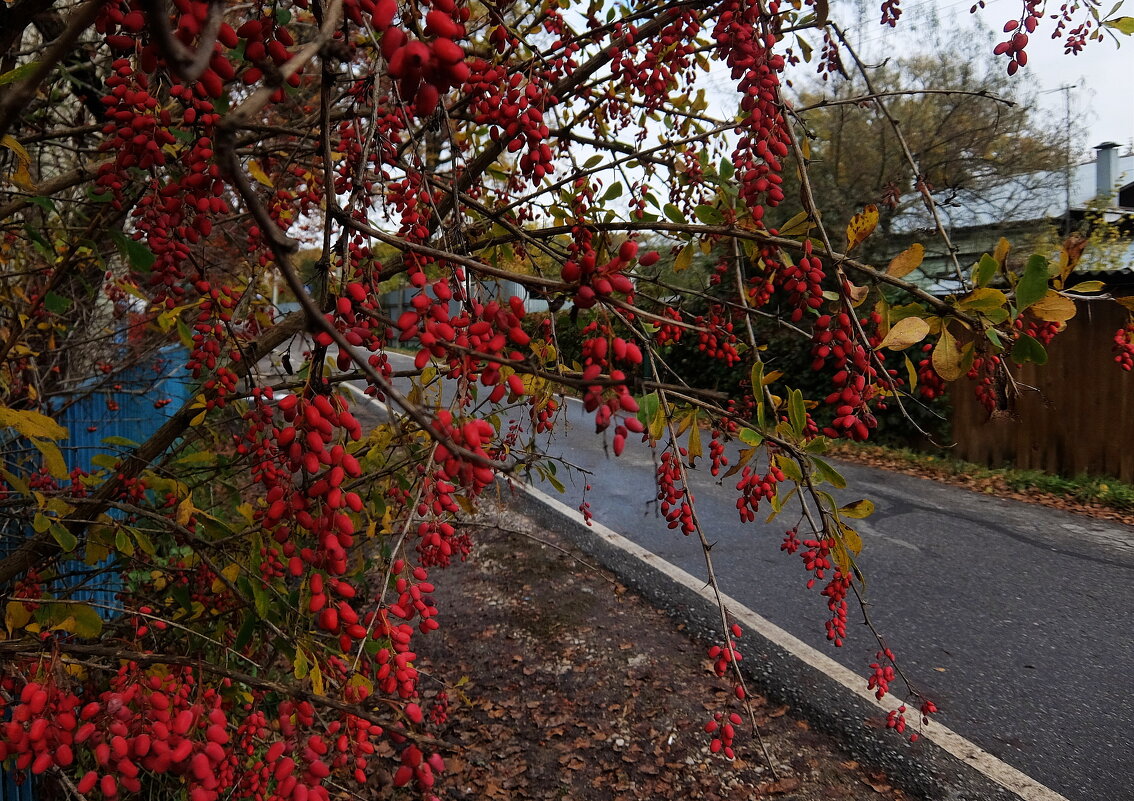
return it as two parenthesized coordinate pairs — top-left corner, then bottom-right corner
(285, 345), (1131, 801)
(527, 394), (1134, 801)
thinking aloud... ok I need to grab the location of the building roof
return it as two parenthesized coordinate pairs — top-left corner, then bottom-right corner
(891, 152), (1134, 234)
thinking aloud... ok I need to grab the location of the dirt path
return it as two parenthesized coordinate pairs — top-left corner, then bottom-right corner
(413, 504), (910, 801)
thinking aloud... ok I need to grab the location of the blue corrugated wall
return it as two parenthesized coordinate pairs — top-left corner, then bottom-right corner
(0, 345), (192, 799)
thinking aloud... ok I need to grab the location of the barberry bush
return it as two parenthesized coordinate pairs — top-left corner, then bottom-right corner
(0, 0), (1130, 798)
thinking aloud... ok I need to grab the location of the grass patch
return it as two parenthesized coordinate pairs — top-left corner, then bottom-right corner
(829, 442), (1134, 514)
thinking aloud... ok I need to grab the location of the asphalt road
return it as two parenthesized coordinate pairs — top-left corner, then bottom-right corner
(524, 393), (1134, 801)
(281, 345), (1133, 801)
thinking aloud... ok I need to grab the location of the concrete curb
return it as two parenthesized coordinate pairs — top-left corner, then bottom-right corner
(506, 480), (1069, 801)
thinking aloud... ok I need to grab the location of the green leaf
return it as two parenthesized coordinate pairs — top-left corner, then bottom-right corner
(973, 254), (999, 288)
(102, 435), (140, 448)
(49, 523), (78, 553)
(115, 528), (135, 557)
(777, 457), (803, 483)
(132, 529), (156, 555)
(110, 231), (156, 272)
(1015, 254), (1050, 312)
(294, 647), (309, 679)
(738, 427), (763, 446)
(1011, 333), (1048, 365)
(719, 158), (735, 180)
(53, 603), (102, 638)
(636, 392), (659, 431)
(602, 182), (623, 201)
(768, 485), (798, 520)
(788, 389), (806, 435)
(1104, 15), (1134, 34)
(0, 62), (40, 87)
(43, 292), (71, 314)
(693, 205), (724, 225)
(750, 361), (764, 395)
(777, 211), (812, 238)
(663, 204), (687, 224)
(583, 154), (603, 169)
(957, 288), (1008, 314)
(811, 457), (846, 489)
(234, 613), (257, 651)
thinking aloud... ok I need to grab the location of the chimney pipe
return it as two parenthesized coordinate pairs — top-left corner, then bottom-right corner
(1095, 141), (1120, 205)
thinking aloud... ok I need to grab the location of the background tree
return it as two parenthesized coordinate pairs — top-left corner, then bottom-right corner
(0, 0), (1129, 799)
(787, 19), (1073, 271)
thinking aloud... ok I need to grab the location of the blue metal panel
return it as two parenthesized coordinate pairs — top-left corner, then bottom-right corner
(54, 345), (192, 612)
(0, 346), (194, 797)
(0, 768), (35, 801)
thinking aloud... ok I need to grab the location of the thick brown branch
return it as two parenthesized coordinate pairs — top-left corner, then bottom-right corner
(0, 0), (106, 140)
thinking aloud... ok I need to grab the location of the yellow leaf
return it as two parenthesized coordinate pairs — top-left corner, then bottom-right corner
(48, 603), (103, 638)
(839, 523), (863, 557)
(885, 243), (924, 279)
(993, 237), (1011, 265)
(1115, 297), (1134, 312)
(957, 287), (1008, 314)
(845, 205), (878, 251)
(839, 499), (875, 519)
(248, 160), (275, 189)
(6, 601), (32, 634)
(31, 438), (68, 479)
(687, 423), (703, 464)
(932, 325), (963, 381)
(309, 660), (325, 696)
(1028, 291), (1077, 323)
(0, 135), (35, 191)
(176, 497), (194, 527)
(674, 242), (694, 272)
(777, 211), (813, 238)
(0, 406), (68, 440)
(877, 316), (929, 350)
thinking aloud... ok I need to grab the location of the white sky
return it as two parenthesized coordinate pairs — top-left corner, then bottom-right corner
(836, 0), (1133, 158)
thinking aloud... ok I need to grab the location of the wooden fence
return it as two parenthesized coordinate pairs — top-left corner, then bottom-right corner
(951, 300), (1134, 482)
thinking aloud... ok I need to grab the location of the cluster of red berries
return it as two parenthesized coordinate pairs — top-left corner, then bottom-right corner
(712, 0), (790, 217)
(1112, 322), (1134, 371)
(657, 449), (695, 534)
(373, 0), (470, 118)
(992, 5), (1039, 74)
(734, 463), (784, 522)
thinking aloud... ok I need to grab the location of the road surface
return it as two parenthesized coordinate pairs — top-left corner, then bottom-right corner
(271, 344), (1132, 801)
(526, 391), (1134, 801)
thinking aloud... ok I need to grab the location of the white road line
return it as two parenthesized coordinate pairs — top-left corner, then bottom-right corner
(514, 481), (1072, 801)
(360, 350), (1070, 801)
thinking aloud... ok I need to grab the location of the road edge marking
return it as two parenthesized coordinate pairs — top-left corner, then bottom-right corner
(347, 356), (1070, 801)
(513, 480), (1071, 801)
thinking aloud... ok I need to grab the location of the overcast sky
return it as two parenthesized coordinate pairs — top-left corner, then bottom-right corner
(836, 0), (1132, 158)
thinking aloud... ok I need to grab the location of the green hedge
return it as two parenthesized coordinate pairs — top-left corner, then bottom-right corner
(521, 308), (949, 448)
